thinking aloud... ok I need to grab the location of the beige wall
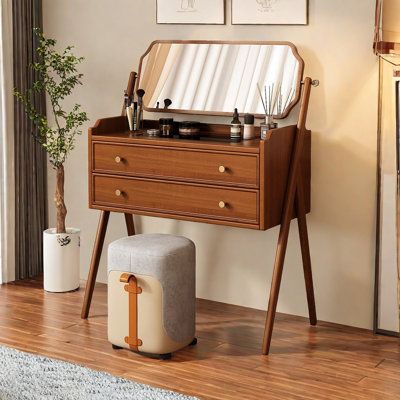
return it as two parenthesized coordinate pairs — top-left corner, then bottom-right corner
(43, 0), (378, 329)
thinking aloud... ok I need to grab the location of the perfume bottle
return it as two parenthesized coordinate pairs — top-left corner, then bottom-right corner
(230, 108), (242, 142)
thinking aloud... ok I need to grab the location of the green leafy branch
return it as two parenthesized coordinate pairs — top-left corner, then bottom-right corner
(14, 28), (89, 168)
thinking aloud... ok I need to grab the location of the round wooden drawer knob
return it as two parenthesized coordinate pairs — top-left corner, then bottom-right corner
(115, 189), (123, 197)
(219, 201), (226, 209)
(115, 156), (122, 163)
(219, 165), (226, 173)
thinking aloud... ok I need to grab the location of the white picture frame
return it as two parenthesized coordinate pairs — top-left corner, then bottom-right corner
(232, 0), (308, 25)
(157, 0), (225, 25)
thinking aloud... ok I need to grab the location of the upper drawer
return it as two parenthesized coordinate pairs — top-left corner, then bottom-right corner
(92, 143), (258, 188)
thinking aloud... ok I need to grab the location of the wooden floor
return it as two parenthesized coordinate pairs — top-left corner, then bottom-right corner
(0, 279), (400, 400)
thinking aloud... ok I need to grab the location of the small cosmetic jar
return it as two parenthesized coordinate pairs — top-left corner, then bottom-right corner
(146, 129), (160, 137)
(243, 114), (255, 140)
(179, 121), (200, 138)
(159, 118), (174, 137)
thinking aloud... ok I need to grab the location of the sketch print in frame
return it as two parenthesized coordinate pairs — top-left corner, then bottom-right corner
(157, 0), (225, 25)
(232, 0), (308, 25)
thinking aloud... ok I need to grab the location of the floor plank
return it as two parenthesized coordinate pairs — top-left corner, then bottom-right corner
(0, 278), (399, 400)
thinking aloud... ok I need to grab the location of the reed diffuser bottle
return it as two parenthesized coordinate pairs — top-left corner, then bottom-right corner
(257, 82), (295, 139)
(258, 83), (278, 140)
(260, 115), (278, 140)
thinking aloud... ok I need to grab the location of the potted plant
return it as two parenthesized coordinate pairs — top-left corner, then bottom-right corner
(14, 29), (88, 292)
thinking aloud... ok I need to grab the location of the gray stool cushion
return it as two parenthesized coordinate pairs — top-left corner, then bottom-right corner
(108, 234), (196, 343)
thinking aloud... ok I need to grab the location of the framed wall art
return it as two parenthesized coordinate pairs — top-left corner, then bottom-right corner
(232, 0), (308, 25)
(156, 0), (225, 25)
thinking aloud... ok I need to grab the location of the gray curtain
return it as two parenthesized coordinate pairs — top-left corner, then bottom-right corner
(13, 0), (48, 280)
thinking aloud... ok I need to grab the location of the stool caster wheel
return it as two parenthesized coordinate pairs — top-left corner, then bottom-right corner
(159, 353), (172, 360)
(189, 337), (198, 346)
(112, 344), (122, 350)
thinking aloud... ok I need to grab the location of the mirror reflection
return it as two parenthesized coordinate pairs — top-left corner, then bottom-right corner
(138, 41), (303, 118)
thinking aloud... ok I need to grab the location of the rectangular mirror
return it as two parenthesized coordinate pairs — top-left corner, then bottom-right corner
(137, 40), (304, 119)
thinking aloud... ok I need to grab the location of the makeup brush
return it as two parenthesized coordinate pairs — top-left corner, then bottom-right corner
(136, 89), (145, 129)
(124, 90), (130, 108)
(127, 106), (134, 131)
(124, 90), (131, 128)
(136, 89), (145, 104)
(132, 102), (138, 130)
(164, 98), (172, 109)
(130, 72), (137, 103)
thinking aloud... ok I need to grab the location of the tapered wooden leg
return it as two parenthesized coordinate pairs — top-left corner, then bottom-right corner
(262, 178), (316, 354)
(124, 213), (135, 236)
(262, 208), (293, 355)
(296, 177), (317, 326)
(81, 211), (110, 319)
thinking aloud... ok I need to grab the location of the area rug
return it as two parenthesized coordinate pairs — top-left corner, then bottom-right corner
(0, 346), (197, 400)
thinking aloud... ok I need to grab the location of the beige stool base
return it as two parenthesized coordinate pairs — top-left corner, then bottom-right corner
(108, 271), (193, 355)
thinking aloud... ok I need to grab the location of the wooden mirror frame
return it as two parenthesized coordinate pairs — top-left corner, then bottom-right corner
(136, 40), (305, 120)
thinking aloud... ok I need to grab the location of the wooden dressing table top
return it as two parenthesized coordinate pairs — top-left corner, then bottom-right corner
(88, 116), (311, 232)
(93, 131), (261, 153)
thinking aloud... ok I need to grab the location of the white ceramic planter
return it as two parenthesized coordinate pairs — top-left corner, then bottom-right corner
(43, 228), (80, 292)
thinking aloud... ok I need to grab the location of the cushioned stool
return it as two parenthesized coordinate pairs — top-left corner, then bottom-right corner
(108, 234), (196, 359)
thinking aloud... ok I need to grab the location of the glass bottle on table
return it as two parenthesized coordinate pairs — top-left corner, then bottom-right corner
(230, 108), (242, 142)
(260, 115), (278, 140)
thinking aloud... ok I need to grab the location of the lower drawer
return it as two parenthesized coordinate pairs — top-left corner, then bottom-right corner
(93, 175), (259, 224)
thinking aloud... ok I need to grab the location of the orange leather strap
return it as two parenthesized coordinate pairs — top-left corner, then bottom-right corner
(120, 273), (142, 350)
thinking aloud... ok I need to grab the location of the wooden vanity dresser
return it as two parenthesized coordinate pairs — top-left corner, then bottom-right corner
(82, 40), (317, 355)
(84, 104), (316, 356)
